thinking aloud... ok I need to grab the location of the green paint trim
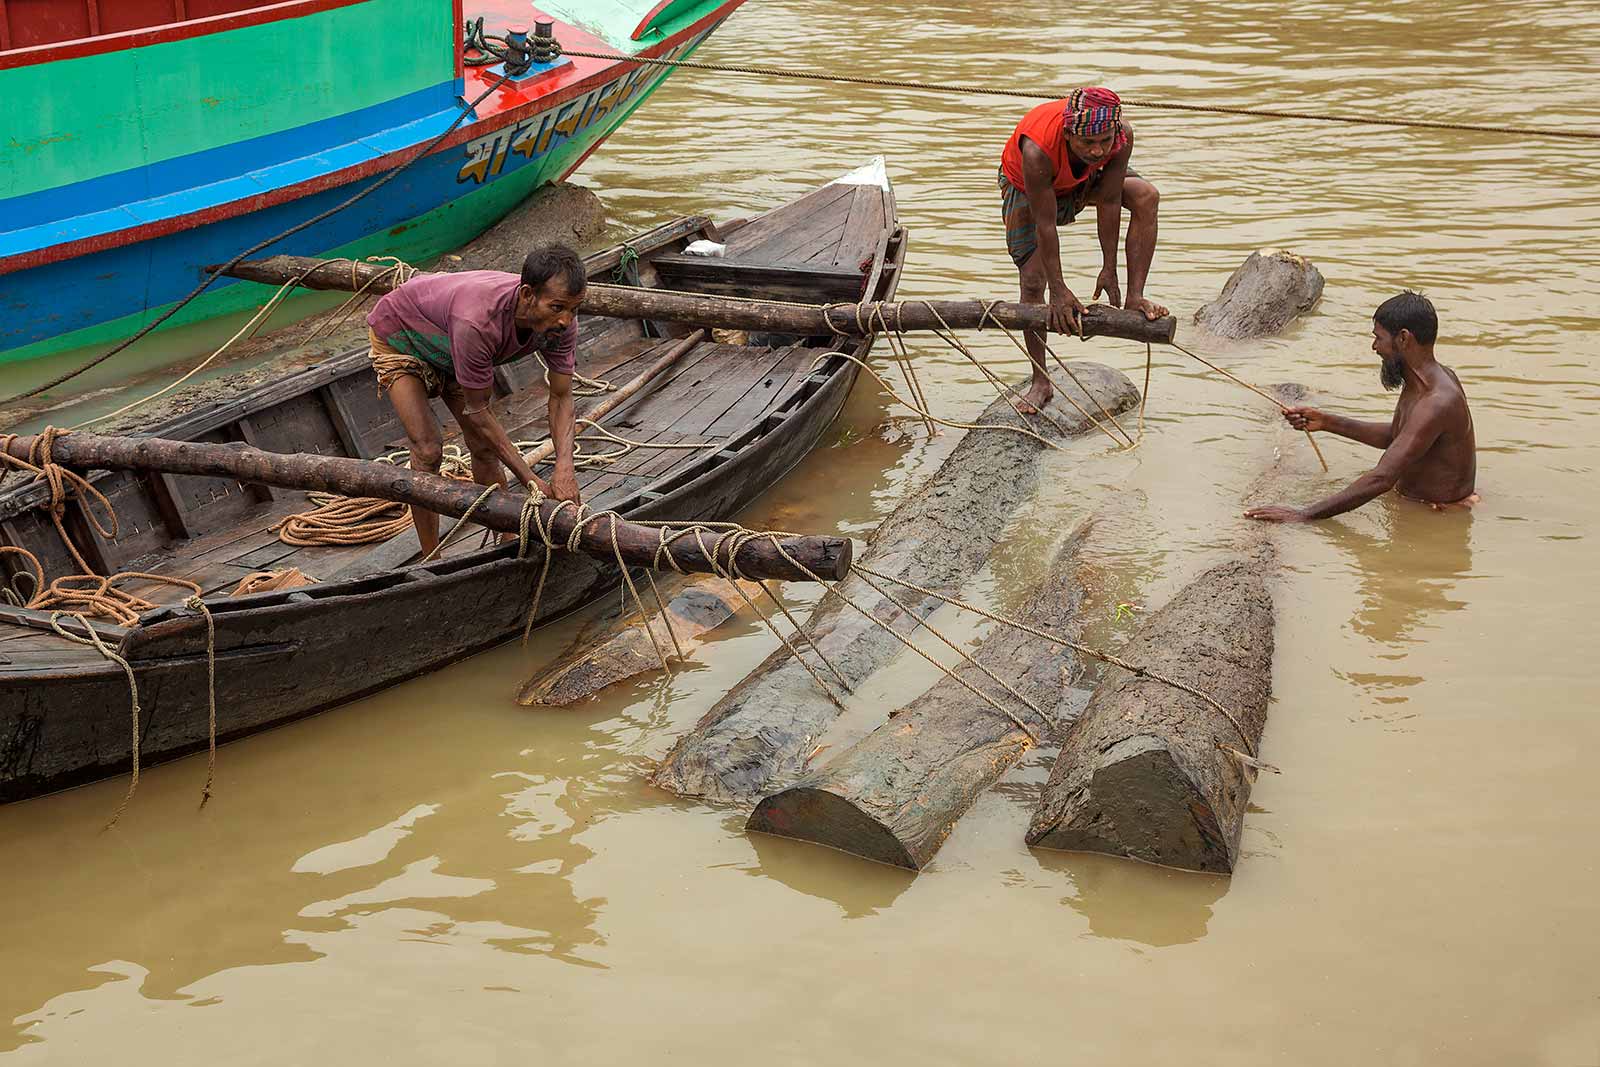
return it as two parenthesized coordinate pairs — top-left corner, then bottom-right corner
(1, 0), (452, 200)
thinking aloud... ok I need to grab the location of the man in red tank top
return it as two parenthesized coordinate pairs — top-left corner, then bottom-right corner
(999, 87), (1167, 412)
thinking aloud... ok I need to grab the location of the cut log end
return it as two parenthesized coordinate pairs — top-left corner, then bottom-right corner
(1025, 735), (1237, 874)
(748, 787), (920, 870)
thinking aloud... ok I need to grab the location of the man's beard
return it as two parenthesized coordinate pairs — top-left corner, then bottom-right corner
(1380, 354), (1406, 391)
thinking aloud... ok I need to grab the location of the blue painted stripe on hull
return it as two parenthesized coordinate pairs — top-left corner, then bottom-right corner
(3, 81), (462, 239)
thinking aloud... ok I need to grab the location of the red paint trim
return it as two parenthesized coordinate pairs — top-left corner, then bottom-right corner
(629, 0), (675, 42)
(0, 0), (369, 70)
(451, 0), (462, 80)
(0, 1), (12, 52)
(0, 3), (746, 273)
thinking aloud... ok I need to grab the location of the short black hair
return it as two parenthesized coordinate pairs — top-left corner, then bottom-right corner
(1373, 291), (1438, 345)
(520, 243), (588, 297)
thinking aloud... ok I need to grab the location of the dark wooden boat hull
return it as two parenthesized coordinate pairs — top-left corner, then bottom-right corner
(0, 164), (905, 802)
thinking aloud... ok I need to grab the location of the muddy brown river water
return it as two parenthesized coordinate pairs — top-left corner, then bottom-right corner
(3, 0), (1599, 1062)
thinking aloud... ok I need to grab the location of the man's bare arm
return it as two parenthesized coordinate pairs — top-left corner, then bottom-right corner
(458, 388), (543, 491)
(1092, 144), (1131, 307)
(1249, 399), (1447, 522)
(1019, 138), (1082, 333)
(544, 372), (580, 503)
(1284, 406), (1395, 450)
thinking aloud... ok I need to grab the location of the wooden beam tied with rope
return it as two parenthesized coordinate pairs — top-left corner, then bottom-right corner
(0, 432), (853, 583)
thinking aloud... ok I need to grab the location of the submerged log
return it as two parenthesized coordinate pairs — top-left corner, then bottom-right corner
(517, 576), (757, 706)
(1193, 248), (1325, 339)
(1026, 555), (1275, 873)
(651, 364), (1139, 805)
(0, 433), (850, 583)
(219, 255), (1177, 344)
(746, 521), (1097, 869)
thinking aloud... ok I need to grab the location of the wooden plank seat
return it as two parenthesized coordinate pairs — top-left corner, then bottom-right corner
(647, 253), (869, 304)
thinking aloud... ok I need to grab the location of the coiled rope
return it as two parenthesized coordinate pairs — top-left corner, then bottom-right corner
(0, 430), (225, 822)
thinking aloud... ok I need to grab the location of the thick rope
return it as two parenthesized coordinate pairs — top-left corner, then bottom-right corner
(971, 303), (1136, 447)
(812, 351), (1061, 449)
(849, 561), (1264, 760)
(553, 46), (1600, 142)
(230, 568), (316, 597)
(51, 613), (143, 830)
(0, 429), (120, 575)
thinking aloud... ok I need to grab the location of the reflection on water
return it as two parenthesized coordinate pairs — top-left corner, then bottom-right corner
(3, 0), (1599, 1061)
(1037, 851), (1232, 948)
(742, 827), (916, 918)
(1330, 499), (1476, 645)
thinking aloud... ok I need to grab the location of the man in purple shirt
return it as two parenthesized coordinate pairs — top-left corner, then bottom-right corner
(366, 244), (585, 555)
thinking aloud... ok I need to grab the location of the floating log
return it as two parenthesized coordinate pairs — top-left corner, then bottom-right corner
(517, 576), (757, 706)
(1193, 248), (1324, 339)
(1026, 555), (1275, 874)
(651, 364), (1139, 805)
(217, 254), (1177, 344)
(746, 521), (1097, 869)
(0, 433), (850, 583)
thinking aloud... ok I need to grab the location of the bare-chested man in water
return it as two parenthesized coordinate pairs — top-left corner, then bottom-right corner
(1246, 291), (1476, 523)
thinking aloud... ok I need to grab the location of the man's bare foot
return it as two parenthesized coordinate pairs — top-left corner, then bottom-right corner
(1016, 378), (1053, 415)
(1127, 296), (1169, 320)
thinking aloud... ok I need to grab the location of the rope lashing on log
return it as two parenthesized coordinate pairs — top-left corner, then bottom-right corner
(848, 561), (1267, 762)
(550, 46), (1600, 143)
(0, 428), (119, 575)
(969, 302), (1138, 447)
(1169, 340), (1329, 472)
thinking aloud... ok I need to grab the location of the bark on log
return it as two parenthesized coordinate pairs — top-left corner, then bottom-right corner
(1193, 249), (1324, 339)
(218, 255), (1177, 344)
(746, 521), (1098, 869)
(0, 433), (850, 583)
(517, 576), (757, 706)
(1026, 555), (1275, 873)
(650, 363), (1139, 805)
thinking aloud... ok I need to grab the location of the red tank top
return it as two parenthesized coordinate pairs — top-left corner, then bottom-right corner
(1000, 100), (1128, 194)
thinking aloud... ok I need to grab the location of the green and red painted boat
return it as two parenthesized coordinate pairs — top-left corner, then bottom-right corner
(0, 0), (747, 367)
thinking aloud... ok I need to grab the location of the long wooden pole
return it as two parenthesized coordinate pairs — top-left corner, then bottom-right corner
(0, 433), (851, 582)
(215, 255), (1178, 345)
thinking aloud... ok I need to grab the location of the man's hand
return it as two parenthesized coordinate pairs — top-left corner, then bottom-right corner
(1244, 505), (1309, 524)
(547, 465), (581, 505)
(1093, 267), (1122, 308)
(1047, 287), (1085, 335)
(1125, 295), (1169, 321)
(1282, 406), (1328, 432)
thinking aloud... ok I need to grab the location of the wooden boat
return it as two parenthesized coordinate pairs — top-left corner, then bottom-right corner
(0, 0), (748, 366)
(0, 159), (905, 803)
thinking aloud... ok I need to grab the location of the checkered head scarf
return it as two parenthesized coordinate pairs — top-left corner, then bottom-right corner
(1065, 87), (1123, 136)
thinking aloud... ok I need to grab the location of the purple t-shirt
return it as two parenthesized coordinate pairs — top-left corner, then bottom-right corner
(367, 270), (577, 391)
